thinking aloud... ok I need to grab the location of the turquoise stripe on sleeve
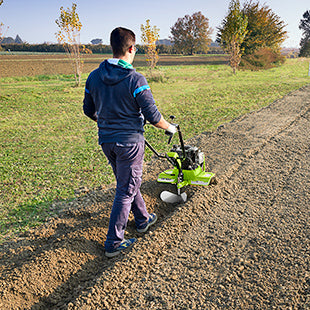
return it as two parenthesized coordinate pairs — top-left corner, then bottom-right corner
(133, 85), (150, 98)
(85, 88), (90, 94)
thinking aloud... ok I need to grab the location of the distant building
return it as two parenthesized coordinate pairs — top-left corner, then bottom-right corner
(210, 41), (220, 47)
(156, 39), (220, 47)
(91, 38), (103, 45)
(1, 35), (23, 44)
(15, 35), (23, 44)
(156, 39), (173, 46)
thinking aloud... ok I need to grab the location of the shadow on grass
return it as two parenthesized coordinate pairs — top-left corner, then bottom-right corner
(0, 198), (73, 242)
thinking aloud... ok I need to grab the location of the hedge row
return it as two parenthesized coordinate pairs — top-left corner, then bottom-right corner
(0, 43), (224, 55)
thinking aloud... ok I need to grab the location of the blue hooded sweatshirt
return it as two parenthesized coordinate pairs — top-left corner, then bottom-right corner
(83, 59), (162, 144)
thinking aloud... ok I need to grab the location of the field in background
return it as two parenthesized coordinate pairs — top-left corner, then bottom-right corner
(0, 53), (229, 78)
(0, 56), (309, 239)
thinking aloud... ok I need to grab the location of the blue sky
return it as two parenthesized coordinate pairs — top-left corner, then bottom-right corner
(1, 0), (309, 47)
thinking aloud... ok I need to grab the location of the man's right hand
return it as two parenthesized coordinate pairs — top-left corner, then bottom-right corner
(154, 116), (177, 133)
(166, 124), (178, 134)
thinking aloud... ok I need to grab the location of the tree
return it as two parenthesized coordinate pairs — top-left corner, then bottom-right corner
(241, 1), (287, 55)
(55, 3), (82, 86)
(299, 40), (310, 57)
(299, 10), (310, 57)
(140, 19), (160, 70)
(0, 0), (5, 44)
(0, 23), (4, 44)
(170, 12), (212, 55)
(217, 0), (248, 74)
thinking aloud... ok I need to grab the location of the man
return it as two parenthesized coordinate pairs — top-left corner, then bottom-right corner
(83, 27), (177, 258)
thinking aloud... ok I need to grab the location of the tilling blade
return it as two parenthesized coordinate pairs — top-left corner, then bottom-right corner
(160, 191), (187, 203)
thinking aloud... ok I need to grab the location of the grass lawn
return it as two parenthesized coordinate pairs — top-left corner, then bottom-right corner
(0, 58), (309, 239)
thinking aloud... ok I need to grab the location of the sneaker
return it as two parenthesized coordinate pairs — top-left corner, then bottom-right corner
(105, 238), (137, 258)
(137, 213), (157, 233)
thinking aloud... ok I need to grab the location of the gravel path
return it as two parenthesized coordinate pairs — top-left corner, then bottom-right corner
(0, 85), (309, 309)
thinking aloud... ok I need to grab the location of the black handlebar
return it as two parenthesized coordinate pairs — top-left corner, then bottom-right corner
(145, 115), (186, 159)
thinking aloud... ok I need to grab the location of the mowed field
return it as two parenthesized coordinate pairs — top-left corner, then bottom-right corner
(0, 53), (229, 77)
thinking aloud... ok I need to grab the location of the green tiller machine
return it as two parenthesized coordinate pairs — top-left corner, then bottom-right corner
(145, 116), (216, 203)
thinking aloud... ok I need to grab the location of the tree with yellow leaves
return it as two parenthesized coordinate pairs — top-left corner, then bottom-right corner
(55, 3), (82, 86)
(141, 20), (159, 71)
(217, 0), (248, 74)
(241, 1), (287, 55)
(0, 0), (6, 44)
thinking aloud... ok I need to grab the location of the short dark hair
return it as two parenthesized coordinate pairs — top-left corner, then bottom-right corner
(110, 27), (136, 57)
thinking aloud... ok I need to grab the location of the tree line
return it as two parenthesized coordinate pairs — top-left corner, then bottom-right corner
(0, 42), (223, 55)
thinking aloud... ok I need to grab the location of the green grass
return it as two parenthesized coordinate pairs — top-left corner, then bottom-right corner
(0, 58), (309, 239)
(140, 59), (310, 143)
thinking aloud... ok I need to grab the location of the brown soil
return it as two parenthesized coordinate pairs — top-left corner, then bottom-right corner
(0, 85), (309, 309)
(0, 54), (228, 78)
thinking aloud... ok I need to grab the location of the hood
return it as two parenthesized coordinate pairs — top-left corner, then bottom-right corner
(98, 60), (135, 85)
